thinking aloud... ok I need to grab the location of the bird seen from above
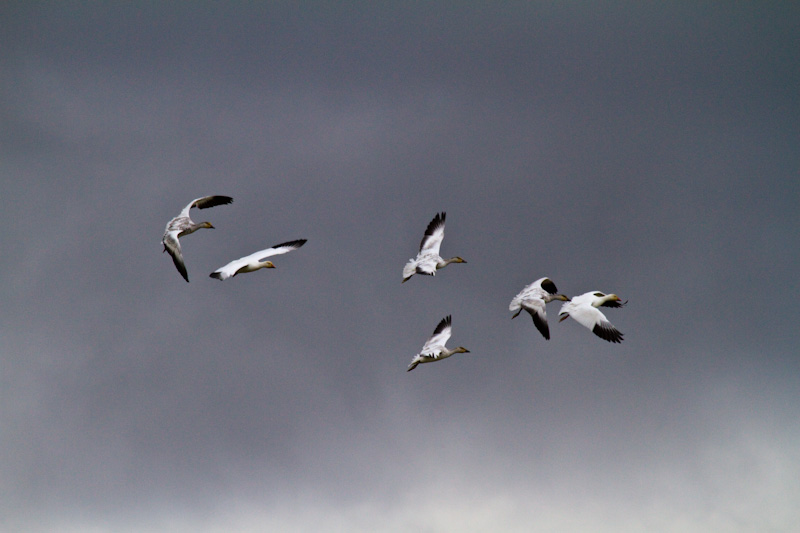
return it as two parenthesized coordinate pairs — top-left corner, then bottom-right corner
(407, 315), (470, 372)
(558, 291), (627, 343)
(402, 212), (466, 283)
(210, 239), (307, 280)
(509, 277), (570, 340)
(162, 195), (234, 282)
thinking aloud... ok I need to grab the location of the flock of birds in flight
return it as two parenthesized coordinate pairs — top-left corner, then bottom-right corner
(162, 195), (627, 372)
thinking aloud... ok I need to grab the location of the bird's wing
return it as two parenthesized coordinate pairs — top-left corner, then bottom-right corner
(525, 301), (550, 340)
(599, 298), (627, 308)
(256, 239), (307, 262)
(569, 304), (623, 343)
(566, 302), (605, 331)
(210, 257), (247, 280)
(418, 212), (446, 255)
(179, 195), (233, 217)
(210, 239), (306, 280)
(592, 320), (624, 343)
(163, 232), (189, 282)
(517, 282), (547, 303)
(420, 316), (452, 356)
(538, 277), (559, 296)
(528, 308), (550, 340)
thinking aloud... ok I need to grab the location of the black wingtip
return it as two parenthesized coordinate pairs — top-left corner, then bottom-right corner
(531, 312), (550, 340)
(275, 239), (307, 249)
(593, 323), (624, 343)
(540, 278), (558, 295)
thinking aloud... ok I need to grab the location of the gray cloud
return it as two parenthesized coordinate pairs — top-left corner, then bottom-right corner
(2, 2), (799, 531)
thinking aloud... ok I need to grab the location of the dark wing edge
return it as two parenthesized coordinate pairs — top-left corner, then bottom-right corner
(540, 278), (558, 295)
(167, 248), (189, 282)
(529, 310), (550, 340)
(257, 239), (308, 263)
(194, 196), (234, 210)
(432, 315), (452, 336)
(419, 212), (446, 251)
(592, 322), (624, 343)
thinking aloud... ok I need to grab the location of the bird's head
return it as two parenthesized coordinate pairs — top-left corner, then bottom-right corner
(263, 261), (276, 269)
(454, 257), (467, 264)
(457, 347), (470, 354)
(555, 294), (571, 302)
(202, 222), (215, 229)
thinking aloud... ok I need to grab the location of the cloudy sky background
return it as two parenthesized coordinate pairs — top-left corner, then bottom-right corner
(2, 3), (799, 531)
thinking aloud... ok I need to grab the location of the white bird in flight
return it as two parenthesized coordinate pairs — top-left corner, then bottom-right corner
(407, 315), (470, 371)
(162, 195), (233, 282)
(509, 277), (570, 340)
(210, 239), (307, 280)
(402, 212), (466, 283)
(558, 291), (626, 343)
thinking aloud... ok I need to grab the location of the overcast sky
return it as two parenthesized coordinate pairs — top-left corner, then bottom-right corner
(2, 3), (799, 532)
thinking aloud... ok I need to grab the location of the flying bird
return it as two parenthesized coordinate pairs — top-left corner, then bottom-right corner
(509, 277), (570, 340)
(402, 212), (466, 283)
(162, 195), (233, 282)
(558, 291), (627, 343)
(407, 315), (470, 371)
(210, 239), (307, 280)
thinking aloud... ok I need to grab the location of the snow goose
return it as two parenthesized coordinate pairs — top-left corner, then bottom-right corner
(162, 195), (233, 282)
(210, 239), (307, 280)
(407, 315), (470, 371)
(402, 212), (466, 283)
(558, 291), (626, 343)
(509, 277), (570, 340)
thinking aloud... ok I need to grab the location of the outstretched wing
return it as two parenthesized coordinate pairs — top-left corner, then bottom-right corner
(210, 239), (306, 280)
(418, 212), (446, 255)
(256, 239), (307, 262)
(569, 304), (624, 343)
(179, 195), (233, 218)
(420, 315), (452, 356)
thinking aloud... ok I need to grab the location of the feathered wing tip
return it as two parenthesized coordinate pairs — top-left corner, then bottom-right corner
(539, 277), (558, 295)
(271, 238), (307, 250)
(163, 236), (189, 282)
(530, 310), (550, 340)
(593, 322), (624, 343)
(194, 195), (234, 210)
(209, 271), (223, 280)
(433, 315), (452, 335)
(407, 360), (419, 372)
(424, 212), (446, 235)
(419, 212), (446, 250)
(601, 299), (627, 308)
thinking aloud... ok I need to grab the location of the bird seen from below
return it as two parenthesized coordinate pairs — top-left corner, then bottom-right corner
(402, 212), (466, 283)
(162, 195), (234, 282)
(407, 315), (470, 371)
(509, 277), (570, 340)
(210, 239), (307, 280)
(558, 291), (627, 343)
